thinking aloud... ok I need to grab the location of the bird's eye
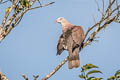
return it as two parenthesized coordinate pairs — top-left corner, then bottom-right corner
(59, 18), (62, 20)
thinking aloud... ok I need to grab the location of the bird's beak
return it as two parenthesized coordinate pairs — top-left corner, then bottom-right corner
(55, 19), (58, 24)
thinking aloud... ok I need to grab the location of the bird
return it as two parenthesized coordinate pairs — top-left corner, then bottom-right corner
(56, 17), (85, 69)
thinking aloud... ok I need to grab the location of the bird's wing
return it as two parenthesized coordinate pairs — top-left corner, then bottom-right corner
(57, 34), (64, 55)
(71, 26), (84, 50)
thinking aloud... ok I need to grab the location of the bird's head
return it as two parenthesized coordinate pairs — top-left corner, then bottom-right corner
(55, 17), (67, 24)
(55, 17), (73, 32)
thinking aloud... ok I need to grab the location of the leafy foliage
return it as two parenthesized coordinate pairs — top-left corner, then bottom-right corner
(79, 64), (103, 80)
(107, 70), (120, 80)
(86, 70), (102, 78)
(79, 64), (120, 80)
(81, 64), (99, 72)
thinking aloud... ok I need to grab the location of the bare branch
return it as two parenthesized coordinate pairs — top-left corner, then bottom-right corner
(37, 0), (42, 6)
(42, 57), (69, 80)
(29, 2), (55, 10)
(92, 15), (97, 24)
(0, 0), (19, 29)
(94, 0), (103, 15)
(0, 0), (9, 4)
(102, 0), (104, 13)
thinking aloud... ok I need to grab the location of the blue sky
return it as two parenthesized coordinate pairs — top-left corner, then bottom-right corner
(0, 0), (120, 80)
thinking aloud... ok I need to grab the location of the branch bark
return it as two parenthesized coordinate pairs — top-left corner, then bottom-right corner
(42, 57), (69, 80)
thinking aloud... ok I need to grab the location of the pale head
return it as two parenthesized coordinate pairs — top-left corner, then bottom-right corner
(56, 17), (73, 32)
(56, 17), (71, 27)
(56, 17), (68, 24)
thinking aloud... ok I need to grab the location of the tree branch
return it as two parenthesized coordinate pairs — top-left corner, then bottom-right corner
(42, 57), (69, 80)
(29, 2), (55, 10)
(0, 0), (55, 43)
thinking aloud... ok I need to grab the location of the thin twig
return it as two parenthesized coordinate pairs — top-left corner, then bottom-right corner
(94, 0), (103, 15)
(42, 57), (69, 80)
(102, 0), (104, 13)
(0, 0), (9, 4)
(0, 0), (19, 29)
(29, 2), (55, 10)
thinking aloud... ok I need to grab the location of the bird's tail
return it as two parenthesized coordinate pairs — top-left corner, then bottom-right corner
(68, 48), (80, 69)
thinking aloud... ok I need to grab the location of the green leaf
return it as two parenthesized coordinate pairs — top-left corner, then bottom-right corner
(33, 75), (39, 80)
(5, 7), (10, 13)
(20, 0), (24, 5)
(81, 64), (98, 72)
(91, 78), (103, 80)
(107, 75), (115, 80)
(86, 70), (102, 78)
(87, 77), (96, 80)
(116, 74), (120, 79)
(25, 2), (29, 7)
(115, 70), (120, 77)
(79, 74), (85, 79)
